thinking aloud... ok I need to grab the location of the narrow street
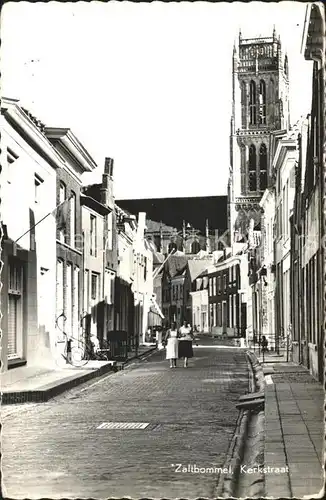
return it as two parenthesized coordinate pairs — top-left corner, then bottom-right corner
(2, 346), (248, 499)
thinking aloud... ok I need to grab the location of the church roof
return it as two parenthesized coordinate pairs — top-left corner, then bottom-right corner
(117, 196), (227, 234)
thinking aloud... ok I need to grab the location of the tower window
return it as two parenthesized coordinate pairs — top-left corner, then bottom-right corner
(259, 80), (266, 125)
(284, 55), (288, 76)
(249, 81), (256, 125)
(191, 240), (200, 254)
(270, 78), (275, 100)
(241, 81), (247, 128)
(168, 242), (177, 254)
(248, 144), (257, 191)
(241, 81), (246, 104)
(259, 143), (267, 191)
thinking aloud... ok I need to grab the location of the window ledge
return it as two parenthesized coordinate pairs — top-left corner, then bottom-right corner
(56, 240), (82, 255)
(8, 358), (27, 370)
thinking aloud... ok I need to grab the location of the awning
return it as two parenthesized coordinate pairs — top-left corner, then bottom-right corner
(149, 297), (165, 319)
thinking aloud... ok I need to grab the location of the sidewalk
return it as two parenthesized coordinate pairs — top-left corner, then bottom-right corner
(262, 360), (324, 498)
(1, 344), (157, 405)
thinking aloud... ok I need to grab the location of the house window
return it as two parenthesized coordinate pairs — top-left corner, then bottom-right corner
(209, 278), (212, 297)
(84, 269), (89, 312)
(90, 214), (97, 257)
(217, 303), (222, 327)
(58, 181), (66, 243)
(66, 263), (73, 337)
(249, 80), (257, 125)
(229, 297), (233, 328)
(144, 257), (147, 281)
(249, 144), (257, 191)
(34, 174), (43, 203)
(70, 192), (76, 248)
(8, 259), (24, 359)
(213, 277), (216, 296)
(73, 266), (80, 338)
(233, 295), (237, 328)
(217, 275), (221, 293)
(259, 143), (268, 191)
(259, 80), (266, 125)
(56, 259), (64, 320)
(223, 274), (227, 290)
(106, 212), (113, 250)
(7, 147), (19, 184)
(213, 303), (217, 327)
(91, 273), (99, 301)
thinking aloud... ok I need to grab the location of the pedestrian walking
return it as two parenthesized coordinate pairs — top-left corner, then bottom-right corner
(163, 322), (179, 368)
(178, 321), (196, 368)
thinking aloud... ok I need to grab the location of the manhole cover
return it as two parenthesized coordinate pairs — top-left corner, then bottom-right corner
(97, 422), (150, 430)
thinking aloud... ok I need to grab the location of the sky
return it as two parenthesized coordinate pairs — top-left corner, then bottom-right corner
(2, 1), (313, 200)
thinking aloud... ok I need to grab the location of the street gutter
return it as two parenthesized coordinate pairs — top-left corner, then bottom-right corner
(215, 350), (266, 498)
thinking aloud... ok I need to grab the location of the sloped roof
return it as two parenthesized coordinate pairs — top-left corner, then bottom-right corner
(187, 259), (212, 282)
(165, 255), (190, 278)
(146, 219), (177, 233)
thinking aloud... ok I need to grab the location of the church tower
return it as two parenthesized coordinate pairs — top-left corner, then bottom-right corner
(229, 28), (290, 247)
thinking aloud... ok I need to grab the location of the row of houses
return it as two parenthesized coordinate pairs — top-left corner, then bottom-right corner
(159, 248), (249, 338)
(243, 3), (325, 382)
(0, 97), (162, 373)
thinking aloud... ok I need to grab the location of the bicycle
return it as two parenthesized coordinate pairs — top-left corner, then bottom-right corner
(55, 313), (90, 367)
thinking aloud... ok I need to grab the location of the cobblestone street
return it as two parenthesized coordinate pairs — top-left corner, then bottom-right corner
(2, 347), (248, 499)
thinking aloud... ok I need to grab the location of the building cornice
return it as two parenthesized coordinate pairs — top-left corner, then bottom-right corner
(1, 97), (65, 171)
(272, 136), (297, 171)
(259, 187), (275, 208)
(45, 127), (97, 174)
(302, 3), (325, 70)
(80, 194), (111, 216)
(206, 255), (244, 276)
(118, 230), (134, 246)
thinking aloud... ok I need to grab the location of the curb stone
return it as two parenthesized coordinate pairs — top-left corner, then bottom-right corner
(2, 346), (158, 405)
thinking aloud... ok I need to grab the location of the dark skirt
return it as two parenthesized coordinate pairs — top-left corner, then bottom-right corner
(178, 340), (193, 358)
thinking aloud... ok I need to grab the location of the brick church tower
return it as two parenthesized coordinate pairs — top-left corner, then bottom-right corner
(229, 28), (290, 247)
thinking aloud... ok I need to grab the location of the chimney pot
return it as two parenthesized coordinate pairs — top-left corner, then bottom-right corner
(105, 157), (114, 177)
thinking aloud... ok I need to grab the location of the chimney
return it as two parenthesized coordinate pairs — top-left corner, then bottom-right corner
(137, 212), (146, 242)
(101, 157), (114, 208)
(105, 157), (114, 177)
